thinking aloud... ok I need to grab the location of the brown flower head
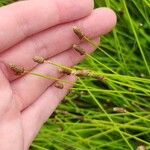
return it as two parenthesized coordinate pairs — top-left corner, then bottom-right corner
(9, 64), (25, 75)
(54, 81), (64, 89)
(73, 26), (85, 40)
(33, 56), (45, 64)
(73, 44), (86, 55)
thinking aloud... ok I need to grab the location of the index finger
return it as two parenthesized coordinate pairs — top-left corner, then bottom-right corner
(0, 0), (93, 53)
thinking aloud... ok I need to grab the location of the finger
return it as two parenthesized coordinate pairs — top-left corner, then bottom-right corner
(11, 38), (99, 111)
(0, 69), (12, 118)
(0, 8), (117, 81)
(0, 0), (93, 52)
(21, 75), (76, 150)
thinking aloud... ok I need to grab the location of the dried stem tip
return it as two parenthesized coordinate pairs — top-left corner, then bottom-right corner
(75, 70), (90, 77)
(54, 82), (64, 89)
(73, 44), (86, 55)
(91, 74), (105, 81)
(33, 56), (45, 64)
(59, 68), (72, 75)
(73, 26), (85, 40)
(9, 64), (25, 75)
(113, 107), (127, 113)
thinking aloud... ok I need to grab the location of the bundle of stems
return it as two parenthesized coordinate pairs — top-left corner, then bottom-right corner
(9, 26), (106, 89)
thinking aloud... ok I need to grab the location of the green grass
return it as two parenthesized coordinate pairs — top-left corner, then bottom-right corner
(1, 0), (150, 149)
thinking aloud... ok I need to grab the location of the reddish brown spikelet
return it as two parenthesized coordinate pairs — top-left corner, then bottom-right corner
(92, 74), (105, 81)
(59, 68), (72, 75)
(73, 44), (86, 55)
(75, 70), (90, 77)
(96, 76), (105, 81)
(33, 56), (45, 64)
(9, 64), (25, 75)
(73, 26), (85, 40)
(54, 82), (64, 89)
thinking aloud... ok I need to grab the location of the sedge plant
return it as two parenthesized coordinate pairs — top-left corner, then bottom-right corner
(1, 0), (150, 150)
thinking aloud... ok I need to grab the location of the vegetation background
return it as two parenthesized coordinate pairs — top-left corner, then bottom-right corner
(0, 0), (150, 149)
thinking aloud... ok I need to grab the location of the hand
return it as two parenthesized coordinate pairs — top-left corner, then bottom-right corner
(0, 0), (116, 149)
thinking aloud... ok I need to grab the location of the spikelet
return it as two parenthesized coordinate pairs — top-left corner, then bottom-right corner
(54, 81), (64, 89)
(75, 70), (90, 77)
(91, 74), (105, 81)
(73, 26), (85, 40)
(33, 56), (45, 64)
(9, 64), (25, 75)
(59, 68), (72, 75)
(73, 44), (86, 55)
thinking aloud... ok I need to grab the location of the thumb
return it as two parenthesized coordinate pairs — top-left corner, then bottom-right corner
(0, 69), (12, 118)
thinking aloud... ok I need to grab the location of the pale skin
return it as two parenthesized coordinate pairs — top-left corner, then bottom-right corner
(0, 0), (116, 149)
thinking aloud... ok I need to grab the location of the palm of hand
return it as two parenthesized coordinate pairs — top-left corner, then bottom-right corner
(0, 0), (116, 149)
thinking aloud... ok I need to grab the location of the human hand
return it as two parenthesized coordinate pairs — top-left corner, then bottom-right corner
(0, 0), (116, 149)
